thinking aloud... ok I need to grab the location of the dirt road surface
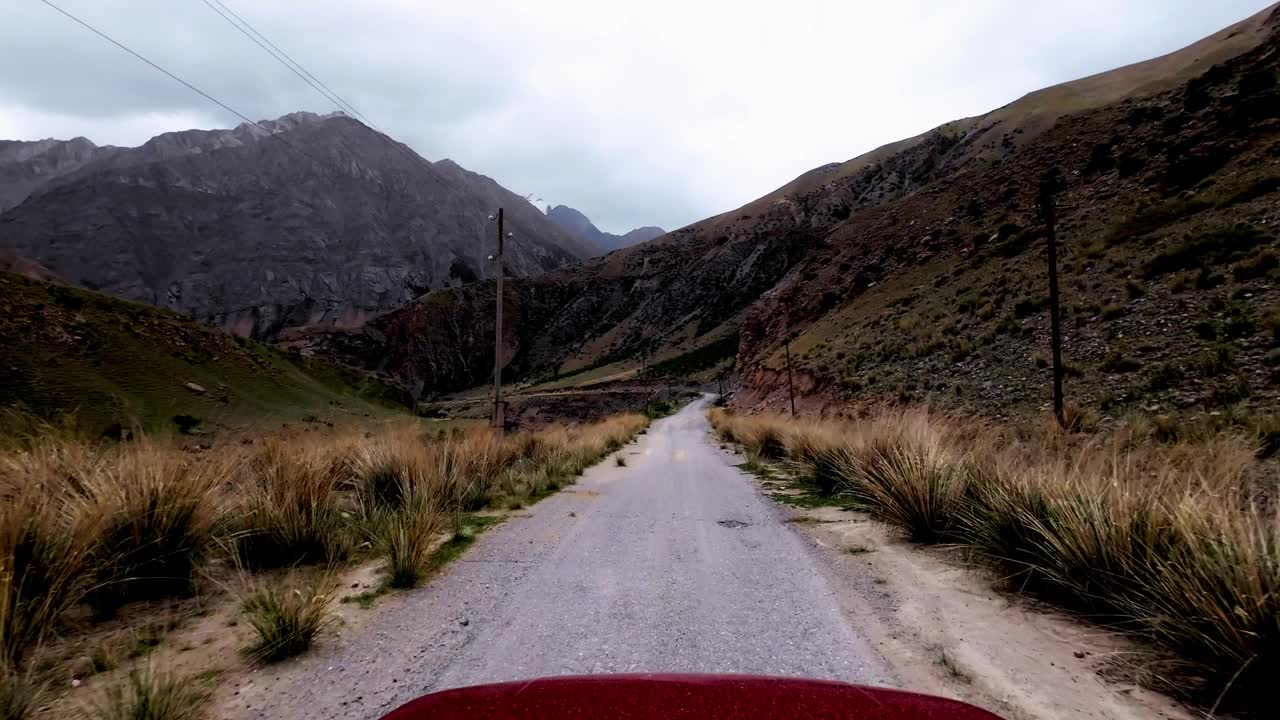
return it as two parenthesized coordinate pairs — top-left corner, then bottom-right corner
(225, 396), (897, 719)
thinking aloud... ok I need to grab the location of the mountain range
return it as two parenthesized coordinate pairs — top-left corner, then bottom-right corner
(3, 3), (1279, 425)
(311, 3), (1280, 419)
(0, 111), (598, 338)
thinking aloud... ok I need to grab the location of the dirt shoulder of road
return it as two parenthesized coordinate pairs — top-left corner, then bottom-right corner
(736, 450), (1196, 720)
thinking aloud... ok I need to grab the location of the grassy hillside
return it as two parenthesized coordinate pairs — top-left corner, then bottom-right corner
(0, 271), (409, 437)
(743, 34), (1280, 425)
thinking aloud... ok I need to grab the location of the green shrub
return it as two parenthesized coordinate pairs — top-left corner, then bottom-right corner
(1193, 345), (1235, 376)
(642, 400), (677, 419)
(1142, 226), (1269, 278)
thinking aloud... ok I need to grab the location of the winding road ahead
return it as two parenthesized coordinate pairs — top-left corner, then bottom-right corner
(229, 396), (896, 719)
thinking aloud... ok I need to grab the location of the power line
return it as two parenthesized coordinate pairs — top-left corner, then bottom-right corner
(203, 0), (382, 133)
(38, 0), (329, 169)
(198, 0), (359, 125)
(196, 0), (425, 171)
(193, 0), (436, 175)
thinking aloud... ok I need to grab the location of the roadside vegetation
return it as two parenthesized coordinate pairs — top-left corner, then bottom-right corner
(710, 407), (1277, 711)
(0, 412), (646, 718)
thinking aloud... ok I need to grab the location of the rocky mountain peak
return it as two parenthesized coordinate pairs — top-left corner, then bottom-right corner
(0, 112), (599, 339)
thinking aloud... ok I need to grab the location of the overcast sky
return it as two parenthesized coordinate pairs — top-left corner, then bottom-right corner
(2, 1), (1273, 233)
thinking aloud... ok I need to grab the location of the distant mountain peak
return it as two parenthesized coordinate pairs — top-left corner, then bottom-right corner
(545, 204), (665, 254)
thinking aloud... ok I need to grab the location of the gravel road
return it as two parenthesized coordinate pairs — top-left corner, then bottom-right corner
(227, 396), (896, 719)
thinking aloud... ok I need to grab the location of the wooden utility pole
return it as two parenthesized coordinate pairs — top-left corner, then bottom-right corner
(493, 207), (505, 434)
(1039, 173), (1065, 427)
(784, 339), (796, 417)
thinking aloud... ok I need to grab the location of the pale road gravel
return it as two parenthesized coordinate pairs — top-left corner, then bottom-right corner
(226, 396), (898, 719)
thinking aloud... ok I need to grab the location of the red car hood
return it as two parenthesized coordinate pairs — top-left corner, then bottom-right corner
(382, 674), (1004, 719)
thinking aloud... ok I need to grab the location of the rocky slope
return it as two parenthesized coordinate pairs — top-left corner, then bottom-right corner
(310, 5), (1280, 421)
(546, 204), (666, 253)
(0, 112), (598, 338)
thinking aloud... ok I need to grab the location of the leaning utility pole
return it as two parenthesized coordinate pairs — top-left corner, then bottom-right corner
(784, 338), (796, 417)
(1039, 172), (1066, 428)
(492, 207), (505, 434)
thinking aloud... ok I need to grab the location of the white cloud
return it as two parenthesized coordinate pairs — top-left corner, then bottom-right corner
(1, 0), (1271, 232)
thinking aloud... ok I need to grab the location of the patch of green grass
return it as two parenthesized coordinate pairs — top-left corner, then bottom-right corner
(770, 491), (850, 509)
(342, 515), (505, 609)
(615, 455), (626, 467)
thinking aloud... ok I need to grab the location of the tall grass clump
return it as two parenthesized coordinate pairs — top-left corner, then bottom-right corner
(80, 665), (210, 720)
(372, 502), (446, 589)
(240, 578), (335, 663)
(79, 442), (228, 613)
(708, 406), (1279, 706)
(0, 485), (90, 667)
(234, 442), (351, 569)
(846, 436), (969, 543)
(351, 438), (446, 589)
(707, 409), (787, 458)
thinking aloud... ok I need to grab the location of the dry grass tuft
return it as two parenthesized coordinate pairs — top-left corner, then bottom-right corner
(710, 406), (1279, 706)
(79, 665), (211, 720)
(241, 577), (336, 663)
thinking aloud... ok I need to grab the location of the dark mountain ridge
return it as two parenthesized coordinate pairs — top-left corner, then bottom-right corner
(0, 112), (598, 339)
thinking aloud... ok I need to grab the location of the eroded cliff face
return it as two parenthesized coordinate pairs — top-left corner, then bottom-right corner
(0, 112), (597, 339)
(0, 136), (116, 212)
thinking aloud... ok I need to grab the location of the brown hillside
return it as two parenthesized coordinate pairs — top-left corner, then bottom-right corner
(315, 5), (1280, 424)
